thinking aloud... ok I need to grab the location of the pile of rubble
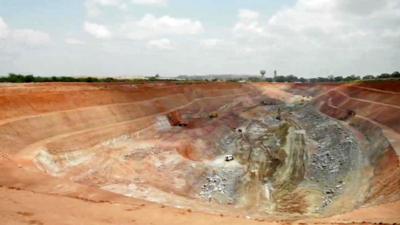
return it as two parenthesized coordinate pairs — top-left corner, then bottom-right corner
(200, 173), (228, 202)
(294, 105), (360, 209)
(199, 168), (243, 204)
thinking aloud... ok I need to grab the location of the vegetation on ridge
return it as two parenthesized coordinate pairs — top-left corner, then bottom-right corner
(0, 71), (399, 83)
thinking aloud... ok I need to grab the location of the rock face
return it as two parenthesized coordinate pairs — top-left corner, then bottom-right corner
(0, 81), (399, 225)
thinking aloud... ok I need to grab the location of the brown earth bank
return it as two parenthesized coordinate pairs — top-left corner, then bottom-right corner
(0, 81), (399, 225)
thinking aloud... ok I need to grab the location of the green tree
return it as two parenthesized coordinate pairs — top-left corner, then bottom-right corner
(391, 71), (400, 78)
(363, 75), (375, 80)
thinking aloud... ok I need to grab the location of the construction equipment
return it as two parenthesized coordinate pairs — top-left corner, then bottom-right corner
(209, 112), (219, 119)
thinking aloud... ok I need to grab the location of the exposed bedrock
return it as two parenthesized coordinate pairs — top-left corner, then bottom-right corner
(0, 82), (399, 220)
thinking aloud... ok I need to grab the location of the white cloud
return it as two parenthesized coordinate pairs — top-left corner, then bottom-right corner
(85, 0), (128, 17)
(238, 9), (260, 21)
(200, 38), (222, 48)
(65, 38), (85, 45)
(84, 22), (112, 39)
(131, 0), (167, 6)
(229, 0), (400, 75)
(0, 17), (51, 70)
(82, 14), (203, 42)
(11, 29), (51, 46)
(121, 14), (204, 40)
(2, 0), (399, 76)
(264, 0), (400, 49)
(88, 0), (125, 7)
(0, 18), (9, 39)
(85, 0), (168, 17)
(147, 38), (174, 50)
(0, 17), (50, 46)
(233, 9), (265, 38)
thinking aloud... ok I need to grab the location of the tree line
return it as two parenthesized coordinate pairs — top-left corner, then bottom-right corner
(0, 71), (399, 83)
(0, 73), (123, 83)
(0, 73), (171, 83)
(260, 71), (399, 83)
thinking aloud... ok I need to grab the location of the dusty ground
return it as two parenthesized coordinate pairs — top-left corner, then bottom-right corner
(0, 81), (399, 225)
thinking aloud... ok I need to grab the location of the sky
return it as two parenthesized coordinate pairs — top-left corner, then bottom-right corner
(0, 0), (399, 78)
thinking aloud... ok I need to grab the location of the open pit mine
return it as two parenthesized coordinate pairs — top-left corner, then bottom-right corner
(0, 81), (399, 225)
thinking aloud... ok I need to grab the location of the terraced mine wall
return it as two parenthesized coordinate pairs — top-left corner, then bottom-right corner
(0, 81), (399, 221)
(0, 83), (255, 156)
(273, 81), (400, 208)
